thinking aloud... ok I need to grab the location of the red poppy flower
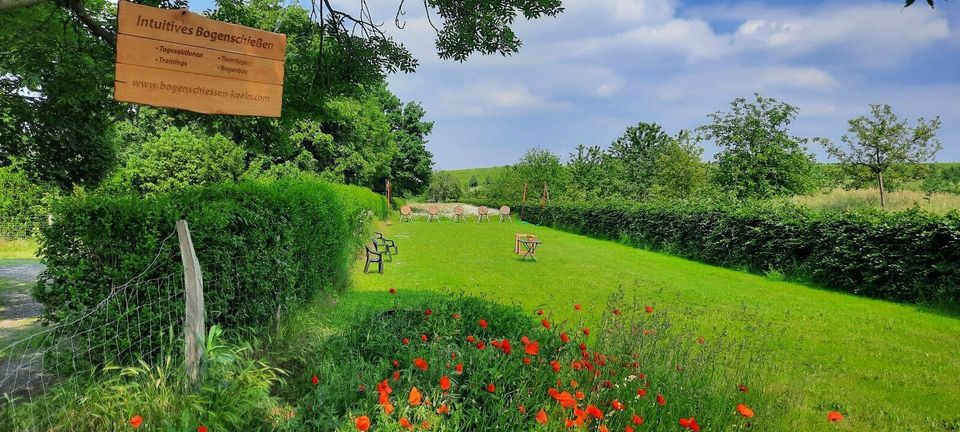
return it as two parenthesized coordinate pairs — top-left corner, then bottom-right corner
(466, 335), (476, 343)
(355, 416), (370, 431)
(541, 319), (551, 329)
(382, 401), (395, 414)
(421, 334), (429, 342)
(586, 405), (603, 419)
(679, 417), (700, 431)
(578, 342), (587, 351)
(377, 379), (392, 394)
(455, 363), (464, 373)
(554, 391), (576, 408)
(631, 414), (644, 425)
(536, 309), (544, 315)
(501, 339), (513, 354)
(311, 375), (319, 385)
(599, 426), (609, 432)
(452, 313), (461, 319)
(408, 387), (422, 406)
(518, 404), (526, 414)
(523, 357), (532, 365)
(421, 421), (430, 429)
(476, 341), (486, 350)
(536, 409), (548, 424)
(645, 305), (654, 313)
(626, 427), (635, 432)
(524, 341), (540, 356)
(392, 370), (400, 381)
(612, 309), (621, 315)
(636, 387), (648, 397)
(402, 338), (410, 345)
(550, 360), (561, 373)
(439, 375), (451, 391)
(197, 426), (208, 432)
(574, 304), (582, 311)
(393, 359), (400, 367)
(389, 288), (397, 294)
(424, 308), (432, 316)
(582, 328), (590, 336)
(737, 383), (749, 393)
(656, 394), (666, 406)
(697, 336), (705, 344)
(570, 379), (578, 388)
(399, 418), (413, 430)
(479, 319), (488, 328)
(736, 404), (754, 418)
(560, 332), (570, 343)
(487, 383), (496, 393)
(414, 358), (428, 371)
(827, 411), (844, 422)
(612, 400), (624, 411)
(575, 391), (585, 400)
(437, 404), (449, 415)
(130, 415), (144, 429)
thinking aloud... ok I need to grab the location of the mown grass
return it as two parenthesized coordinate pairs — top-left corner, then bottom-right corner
(439, 166), (507, 188)
(350, 218), (960, 431)
(0, 239), (39, 260)
(790, 188), (960, 214)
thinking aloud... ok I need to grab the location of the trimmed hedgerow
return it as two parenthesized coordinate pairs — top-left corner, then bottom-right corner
(36, 178), (386, 364)
(489, 200), (960, 307)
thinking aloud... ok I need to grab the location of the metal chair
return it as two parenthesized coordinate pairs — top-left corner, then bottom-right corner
(364, 244), (383, 273)
(427, 205), (440, 222)
(499, 206), (513, 223)
(375, 232), (397, 254)
(477, 206), (491, 223)
(452, 206), (465, 222)
(399, 205), (413, 222)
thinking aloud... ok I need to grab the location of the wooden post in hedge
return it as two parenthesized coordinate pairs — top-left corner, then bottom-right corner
(176, 219), (205, 388)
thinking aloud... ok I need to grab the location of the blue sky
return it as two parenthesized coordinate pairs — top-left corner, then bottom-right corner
(191, 0), (960, 169)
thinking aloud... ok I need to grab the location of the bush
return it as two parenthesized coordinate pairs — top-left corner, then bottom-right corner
(500, 201), (960, 307)
(290, 291), (782, 430)
(0, 163), (54, 239)
(36, 177), (386, 365)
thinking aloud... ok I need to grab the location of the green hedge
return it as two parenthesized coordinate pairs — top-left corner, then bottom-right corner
(36, 178), (386, 364)
(506, 201), (960, 307)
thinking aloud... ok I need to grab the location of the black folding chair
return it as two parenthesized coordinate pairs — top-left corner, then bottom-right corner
(375, 232), (397, 254)
(364, 244), (383, 273)
(372, 237), (393, 262)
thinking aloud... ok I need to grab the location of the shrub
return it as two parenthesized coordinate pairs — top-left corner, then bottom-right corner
(0, 163), (54, 239)
(290, 291), (782, 430)
(36, 177), (386, 365)
(495, 200), (960, 307)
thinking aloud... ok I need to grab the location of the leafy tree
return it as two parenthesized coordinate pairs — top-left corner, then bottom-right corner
(824, 104), (942, 208)
(379, 88), (435, 197)
(606, 122), (673, 199)
(650, 131), (709, 200)
(424, 171), (462, 202)
(103, 127), (245, 195)
(468, 176), (479, 188)
(566, 144), (609, 201)
(697, 94), (820, 200)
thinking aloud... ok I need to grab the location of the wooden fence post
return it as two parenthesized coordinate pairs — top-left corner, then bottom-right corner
(176, 220), (205, 387)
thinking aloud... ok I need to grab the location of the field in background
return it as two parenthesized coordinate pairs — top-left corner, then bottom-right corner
(790, 188), (960, 214)
(353, 219), (960, 430)
(0, 239), (38, 260)
(440, 166), (507, 188)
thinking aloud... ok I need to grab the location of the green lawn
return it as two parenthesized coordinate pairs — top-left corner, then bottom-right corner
(0, 239), (39, 260)
(349, 219), (960, 431)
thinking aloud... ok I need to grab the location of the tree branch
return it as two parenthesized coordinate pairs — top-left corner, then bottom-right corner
(66, 0), (115, 48)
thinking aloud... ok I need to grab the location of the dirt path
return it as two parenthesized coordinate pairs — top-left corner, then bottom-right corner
(0, 263), (47, 398)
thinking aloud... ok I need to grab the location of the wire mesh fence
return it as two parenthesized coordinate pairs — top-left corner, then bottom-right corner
(0, 227), (189, 430)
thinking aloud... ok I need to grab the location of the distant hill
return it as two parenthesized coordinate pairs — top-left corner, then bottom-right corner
(439, 166), (507, 188)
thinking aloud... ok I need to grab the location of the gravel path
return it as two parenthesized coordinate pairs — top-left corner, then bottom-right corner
(0, 262), (47, 398)
(0, 263), (44, 282)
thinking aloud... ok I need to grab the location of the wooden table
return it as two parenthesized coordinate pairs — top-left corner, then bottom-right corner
(518, 238), (542, 261)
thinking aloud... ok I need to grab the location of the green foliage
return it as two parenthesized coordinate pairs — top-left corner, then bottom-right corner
(36, 178), (386, 364)
(509, 201), (960, 307)
(292, 293), (777, 430)
(102, 127), (246, 195)
(0, 162), (54, 238)
(0, 326), (292, 432)
(381, 88), (435, 197)
(424, 172), (462, 202)
(484, 148), (567, 204)
(697, 94), (820, 200)
(824, 104), (942, 208)
(606, 122), (673, 199)
(650, 132), (709, 199)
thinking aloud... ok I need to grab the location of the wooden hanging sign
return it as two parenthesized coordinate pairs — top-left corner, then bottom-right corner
(114, 1), (286, 117)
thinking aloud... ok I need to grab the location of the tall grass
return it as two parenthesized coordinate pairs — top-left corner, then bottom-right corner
(790, 188), (960, 214)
